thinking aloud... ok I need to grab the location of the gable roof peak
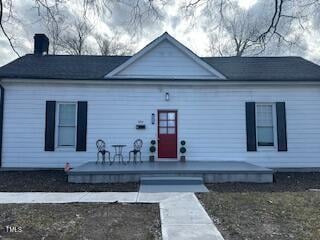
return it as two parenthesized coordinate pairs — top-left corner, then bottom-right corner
(159, 31), (170, 37)
(105, 32), (226, 79)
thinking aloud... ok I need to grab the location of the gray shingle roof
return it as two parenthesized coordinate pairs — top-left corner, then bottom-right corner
(202, 57), (320, 81)
(1, 54), (320, 81)
(0, 55), (130, 80)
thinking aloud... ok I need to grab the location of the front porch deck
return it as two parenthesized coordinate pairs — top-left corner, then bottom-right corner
(68, 161), (274, 183)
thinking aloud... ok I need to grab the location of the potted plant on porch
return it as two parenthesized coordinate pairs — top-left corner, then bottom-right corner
(149, 140), (156, 162)
(180, 140), (187, 162)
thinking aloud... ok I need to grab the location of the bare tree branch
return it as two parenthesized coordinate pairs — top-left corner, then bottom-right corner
(0, 0), (166, 56)
(59, 17), (93, 55)
(0, 0), (20, 56)
(1, 0), (320, 58)
(187, 0), (318, 56)
(95, 33), (133, 55)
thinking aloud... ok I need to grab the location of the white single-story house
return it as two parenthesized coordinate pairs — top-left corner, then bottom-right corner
(1, 32), (320, 170)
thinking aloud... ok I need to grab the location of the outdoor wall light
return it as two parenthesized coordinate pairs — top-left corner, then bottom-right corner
(151, 113), (155, 124)
(165, 92), (170, 101)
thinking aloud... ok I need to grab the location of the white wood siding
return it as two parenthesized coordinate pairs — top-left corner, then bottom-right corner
(2, 81), (320, 168)
(116, 40), (217, 78)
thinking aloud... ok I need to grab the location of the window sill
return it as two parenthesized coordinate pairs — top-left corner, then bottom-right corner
(257, 147), (277, 152)
(55, 146), (76, 152)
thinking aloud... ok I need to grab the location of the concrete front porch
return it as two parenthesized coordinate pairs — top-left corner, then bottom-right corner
(68, 161), (273, 183)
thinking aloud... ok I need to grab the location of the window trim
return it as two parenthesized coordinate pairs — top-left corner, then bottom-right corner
(55, 102), (77, 149)
(255, 103), (278, 151)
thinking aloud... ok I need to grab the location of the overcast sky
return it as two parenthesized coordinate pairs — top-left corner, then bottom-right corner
(1, 0), (320, 67)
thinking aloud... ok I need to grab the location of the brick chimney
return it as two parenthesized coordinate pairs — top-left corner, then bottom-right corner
(33, 34), (49, 55)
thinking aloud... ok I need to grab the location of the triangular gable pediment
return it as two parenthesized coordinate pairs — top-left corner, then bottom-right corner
(105, 33), (226, 80)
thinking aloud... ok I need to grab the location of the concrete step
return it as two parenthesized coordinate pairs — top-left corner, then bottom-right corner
(139, 184), (209, 192)
(140, 176), (203, 185)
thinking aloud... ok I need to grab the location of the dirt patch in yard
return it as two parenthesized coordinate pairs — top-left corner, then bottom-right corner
(0, 171), (138, 192)
(0, 203), (161, 240)
(206, 172), (320, 192)
(197, 192), (320, 240)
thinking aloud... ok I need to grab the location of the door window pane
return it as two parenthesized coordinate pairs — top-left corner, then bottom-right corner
(168, 128), (175, 134)
(168, 113), (175, 120)
(158, 112), (176, 135)
(159, 113), (167, 120)
(58, 103), (76, 147)
(159, 121), (167, 127)
(159, 127), (167, 134)
(167, 121), (175, 127)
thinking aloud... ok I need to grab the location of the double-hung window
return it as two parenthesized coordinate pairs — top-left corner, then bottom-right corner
(256, 103), (276, 147)
(57, 103), (77, 147)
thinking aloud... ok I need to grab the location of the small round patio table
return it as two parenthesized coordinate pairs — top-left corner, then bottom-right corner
(112, 145), (127, 164)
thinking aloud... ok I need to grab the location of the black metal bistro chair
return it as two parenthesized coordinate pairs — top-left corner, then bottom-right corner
(96, 139), (112, 164)
(128, 139), (143, 164)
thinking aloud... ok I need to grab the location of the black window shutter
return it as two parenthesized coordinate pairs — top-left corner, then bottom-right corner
(76, 101), (88, 151)
(276, 102), (288, 151)
(45, 101), (56, 151)
(246, 102), (257, 151)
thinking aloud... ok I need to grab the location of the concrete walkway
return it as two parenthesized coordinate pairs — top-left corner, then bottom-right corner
(0, 192), (224, 240)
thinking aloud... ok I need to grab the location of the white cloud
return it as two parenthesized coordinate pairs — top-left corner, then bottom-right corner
(238, 0), (257, 9)
(0, 0), (320, 67)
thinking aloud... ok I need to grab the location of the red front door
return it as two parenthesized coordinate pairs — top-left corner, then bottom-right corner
(158, 110), (177, 158)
